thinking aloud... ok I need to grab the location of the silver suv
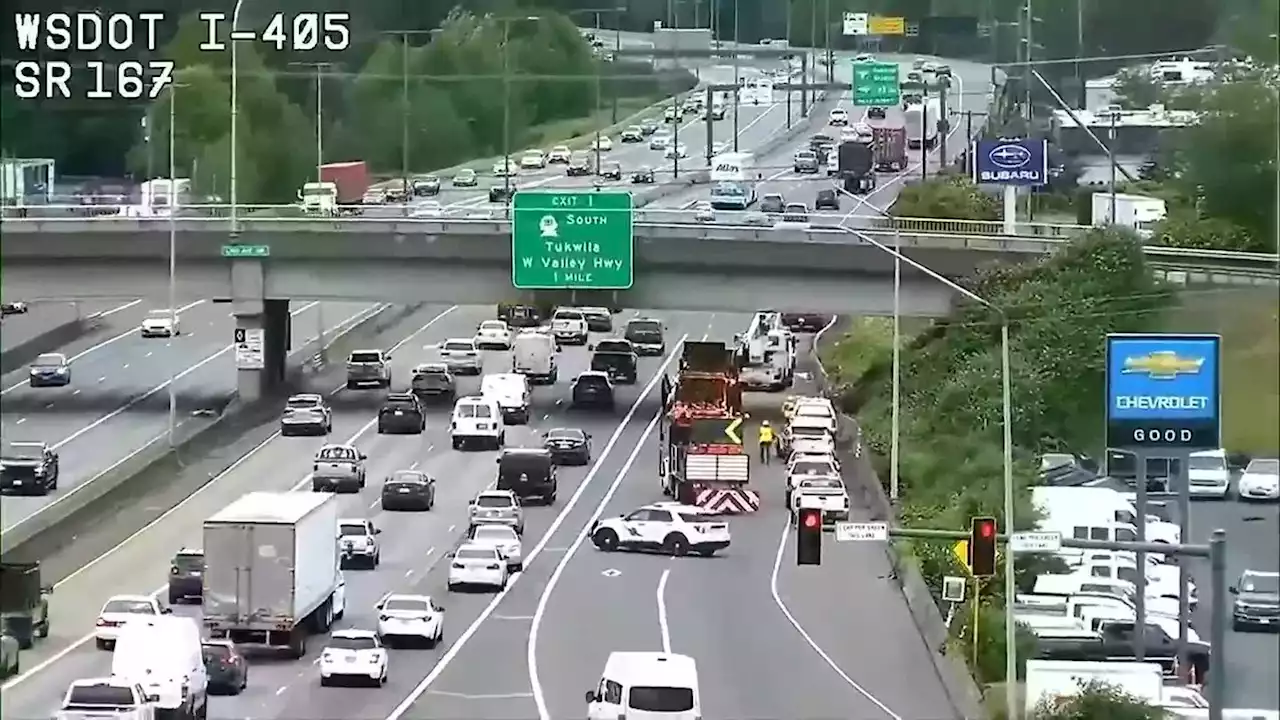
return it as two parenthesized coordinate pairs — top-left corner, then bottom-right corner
(346, 349), (391, 389)
(468, 489), (525, 535)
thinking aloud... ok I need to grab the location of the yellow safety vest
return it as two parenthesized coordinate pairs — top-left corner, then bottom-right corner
(758, 426), (774, 444)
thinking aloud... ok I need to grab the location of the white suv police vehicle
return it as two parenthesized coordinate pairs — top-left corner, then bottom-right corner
(590, 503), (730, 557)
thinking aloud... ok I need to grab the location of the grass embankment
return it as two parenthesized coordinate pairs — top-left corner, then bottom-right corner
(823, 289), (1280, 457)
(522, 96), (663, 149)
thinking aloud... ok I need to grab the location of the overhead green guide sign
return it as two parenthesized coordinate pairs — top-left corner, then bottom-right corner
(222, 244), (270, 258)
(853, 61), (901, 107)
(511, 191), (634, 290)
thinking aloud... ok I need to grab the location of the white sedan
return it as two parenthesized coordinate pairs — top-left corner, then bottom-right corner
(591, 136), (613, 152)
(375, 594), (444, 648)
(438, 338), (482, 375)
(492, 159), (518, 177)
(1238, 458), (1280, 501)
(95, 594), (166, 650)
(520, 151), (546, 169)
(473, 320), (514, 350)
(319, 629), (388, 687)
(410, 201), (444, 218)
(447, 543), (509, 592)
(693, 201), (715, 222)
(467, 523), (524, 571)
(664, 143), (688, 159)
(140, 309), (180, 338)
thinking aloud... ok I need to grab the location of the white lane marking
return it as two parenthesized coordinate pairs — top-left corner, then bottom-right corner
(382, 335), (689, 720)
(0, 303), (456, 691)
(2, 299), (206, 396)
(15, 417), (26, 425)
(656, 567), (673, 654)
(769, 519), (903, 720)
(425, 691), (535, 700)
(87, 299), (144, 320)
(46, 301), (321, 452)
(527, 409), (665, 720)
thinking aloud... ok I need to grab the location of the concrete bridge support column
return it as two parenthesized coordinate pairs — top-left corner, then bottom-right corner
(229, 259), (289, 401)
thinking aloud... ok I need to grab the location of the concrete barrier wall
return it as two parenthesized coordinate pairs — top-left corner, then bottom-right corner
(0, 302), (401, 558)
(810, 320), (988, 720)
(0, 319), (94, 375)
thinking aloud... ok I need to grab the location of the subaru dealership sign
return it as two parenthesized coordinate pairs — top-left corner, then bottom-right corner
(972, 138), (1048, 186)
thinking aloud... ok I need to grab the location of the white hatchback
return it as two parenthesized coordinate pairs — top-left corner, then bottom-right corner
(448, 543), (509, 591)
(474, 320), (514, 350)
(376, 594), (444, 648)
(319, 630), (387, 687)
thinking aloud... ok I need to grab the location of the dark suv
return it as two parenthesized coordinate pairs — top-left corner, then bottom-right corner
(571, 371), (615, 410)
(377, 392), (426, 434)
(410, 363), (456, 404)
(815, 188), (839, 210)
(168, 548), (205, 604)
(589, 339), (638, 384)
(496, 448), (558, 505)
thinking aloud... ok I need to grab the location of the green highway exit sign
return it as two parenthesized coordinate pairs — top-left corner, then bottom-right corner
(511, 191), (634, 290)
(221, 244), (270, 258)
(853, 61), (901, 107)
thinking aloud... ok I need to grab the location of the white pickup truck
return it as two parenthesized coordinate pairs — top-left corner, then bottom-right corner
(790, 477), (850, 525)
(57, 678), (156, 720)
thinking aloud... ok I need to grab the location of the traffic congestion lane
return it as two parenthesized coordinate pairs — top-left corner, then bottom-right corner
(1187, 498), (1280, 710)
(0, 307), (707, 720)
(0, 303), (470, 714)
(0, 301), (138, 354)
(0, 301), (378, 534)
(262, 311), (721, 717)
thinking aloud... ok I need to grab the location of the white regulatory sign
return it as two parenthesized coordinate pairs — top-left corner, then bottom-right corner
(1010, 531), (1062, 553)
(842, 12), (869, 36)
(234, 327), (265, 370)
(835, 521), (888, 542)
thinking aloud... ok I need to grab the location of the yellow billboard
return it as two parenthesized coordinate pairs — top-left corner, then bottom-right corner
(869, 15), (906, 35)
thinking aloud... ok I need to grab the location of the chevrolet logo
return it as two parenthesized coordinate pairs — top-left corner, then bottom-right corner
(1122, 351), (1204, 380)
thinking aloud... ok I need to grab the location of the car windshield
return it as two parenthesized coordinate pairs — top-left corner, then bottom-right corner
(286, 396), (320, 409)
(801, 478), (844, 490)
(712, 182), (743, 196)
(328, 636), (377, 651)
(338, 523), (369, 536)
(457, 170), (474, 178)
(390, 471), (426, 484)
(547, 428), (585, 441)
(472, 525), (517, 542)
(173, 553), (203, 571)
(146, 310), (173, 320)
(627, 320), (661, 336)
(1241, 573), (1280, 593)
(318, 446), (356, 460)
(796, 152), (816, 160)
(479, 321), (506, 331)
(2, 442), (44, 459)
(554, 311), (583, 321)
(456, 547), (498, 561)
(476, 495), (514, 508)
(67, 684), (138, 707)
(443, 341), (475, 352)
(792, 461), (835, 475)
(1189, 455), (1226, 471)
(1246, 459), (1280, 474)
(383, 597), (431, 612)
(792, 426), (829, 438)
(784, 204), (807, 214)
(201, 643), (232, 662)
(33, 353), (64, 367)
(102, 599), (155, 614)
(629, 686), (695, 712)
(578, 374), (609, 387)
(349, 351), (381, 363)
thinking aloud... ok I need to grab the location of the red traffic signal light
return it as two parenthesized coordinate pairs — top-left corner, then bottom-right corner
(970, 516), (998, 578)
(796, 508), (823, 566)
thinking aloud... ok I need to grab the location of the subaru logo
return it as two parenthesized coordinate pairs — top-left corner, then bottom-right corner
(988, 143), (1032, 169)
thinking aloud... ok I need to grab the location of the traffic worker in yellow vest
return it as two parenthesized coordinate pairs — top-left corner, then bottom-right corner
(757, 421), (775, 464)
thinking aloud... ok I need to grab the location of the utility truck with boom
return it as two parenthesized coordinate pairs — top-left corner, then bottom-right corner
(202, 492), (345, 658)
(734, 310), (795, 391)
(659, 342), (760, 514)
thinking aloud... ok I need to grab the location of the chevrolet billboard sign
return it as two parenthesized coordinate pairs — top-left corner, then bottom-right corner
(1105, 334), (1221, 450)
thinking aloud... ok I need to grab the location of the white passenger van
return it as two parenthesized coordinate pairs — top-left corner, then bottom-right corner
(111, 615), (208, 720)
(512, 331), (558, 385)
(450, 396), (505, 450)
(481, 373), (532, 425)
(586, 652), (700, 720)
(1187, 448), (1230, 499)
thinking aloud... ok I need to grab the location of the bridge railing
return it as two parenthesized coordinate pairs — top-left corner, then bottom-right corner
(860, 215), (1093, 238)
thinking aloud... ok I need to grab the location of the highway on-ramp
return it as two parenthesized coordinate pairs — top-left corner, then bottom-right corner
(0, 310), (958, 720)
(0, 300), (381, 534)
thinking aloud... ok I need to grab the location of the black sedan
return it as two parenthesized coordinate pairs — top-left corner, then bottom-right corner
(543, 428), (592, 465)
(631, 168), (655, 184)
(381, 470), (436, 511)
(0, 441), (58, 495)
(413, 177), (441, 196)
(868, 107), (887, 119)
(203, 640), (249, 695)
(377, 393), (426, 434)
(489, 186), (514, 204)
(28, 353), (71, 387)
(1, 301), (29, 316)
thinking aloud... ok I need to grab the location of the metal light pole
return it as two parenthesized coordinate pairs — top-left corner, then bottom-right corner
(890, 230), (901, 501)
(229, 0), (246, 230)
(290, 62), (333, 183)
(383, 28), (437, 205)
(838, 226), (1014, 717)
(784, 0), (793, 128)
(594, 11), (604, 174)
(166, 83), (188, 447)
(731, 0), (741, 151)
(500, 16), (541, 204)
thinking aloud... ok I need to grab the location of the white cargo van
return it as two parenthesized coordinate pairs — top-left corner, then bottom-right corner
(1187, 448), (1230, 499)
(451, 396), (505, 450)
(586, 651), (700, 720)
(111, 616), (208, 720)
(512, 331), (558, 384)
(481, 373), (532, 424)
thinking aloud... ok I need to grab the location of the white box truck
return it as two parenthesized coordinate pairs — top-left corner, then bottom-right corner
(202, 492), (343, 658)
(904, 98), (941, 149)
(1091, 193), (1167, 238)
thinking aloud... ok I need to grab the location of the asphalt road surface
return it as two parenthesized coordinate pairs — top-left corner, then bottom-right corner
(650, 55), (995, 221)
(1186, 494), (1280, 709)
(0, 300), (381, 534)
(0, 301), (136, 354)
(0, 308), (955, 720)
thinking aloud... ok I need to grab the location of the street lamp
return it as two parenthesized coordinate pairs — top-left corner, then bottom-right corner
(166, 81), (189, 447)
(229, 0), (246, 231)
(500, 15), (542, 203)
(384, 29), (438, 205)
(289, 62), (333, 184)
(731, 0), (741, 151)
(837, 225), (1016, 718)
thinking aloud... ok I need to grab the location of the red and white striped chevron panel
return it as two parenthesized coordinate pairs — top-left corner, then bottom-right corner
(694, 488), (761, 514)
